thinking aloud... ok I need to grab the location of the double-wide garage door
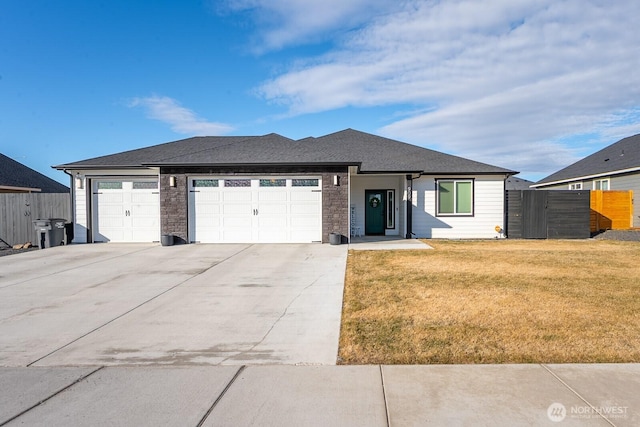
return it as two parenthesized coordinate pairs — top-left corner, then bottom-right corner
(188, 177), (322, 243)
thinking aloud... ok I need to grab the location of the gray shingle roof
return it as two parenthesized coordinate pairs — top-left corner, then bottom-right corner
(535, 133), (640, 186)
(1, 154), (69, 193)
(55, 129), (516, 175)
(505, 176), (535, 190)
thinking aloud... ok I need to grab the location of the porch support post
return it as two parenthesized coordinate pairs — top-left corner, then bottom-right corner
(406, 174), (413, 239)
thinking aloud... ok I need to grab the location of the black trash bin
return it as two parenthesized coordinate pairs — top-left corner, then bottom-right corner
(64, 222), (74, 244)
(329, 232), (342, 245)
(161, 234), (174, 246)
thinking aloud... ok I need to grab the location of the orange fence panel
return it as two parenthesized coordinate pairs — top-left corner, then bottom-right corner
(590, 190), (634, 232)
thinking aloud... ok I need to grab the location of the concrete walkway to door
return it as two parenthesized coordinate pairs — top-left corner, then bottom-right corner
(0, 243), (347, 367)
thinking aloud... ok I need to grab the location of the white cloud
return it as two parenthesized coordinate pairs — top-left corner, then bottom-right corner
(249, 0), (640, 177)
(128, 95), (233, 135)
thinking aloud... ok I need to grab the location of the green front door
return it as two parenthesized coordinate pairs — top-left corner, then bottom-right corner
(365, 190), (385, 235)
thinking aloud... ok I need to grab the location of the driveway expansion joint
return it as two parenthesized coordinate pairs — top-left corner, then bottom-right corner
(197, 365), (246, 427)
(0, 366), (104, 427)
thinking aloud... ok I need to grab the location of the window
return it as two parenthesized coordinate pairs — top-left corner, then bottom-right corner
(193, 179), (219, 187)
(292, 179), (319, 187)
(437, 179), (473, 216)
(386, 190), (395, 228)
(97, 181), (123, 190)
(224, 179), (251, 187)
(569, 182), (583, 190)
(259, 179), (286, 187)
(132, 181), (158, 190)
(593, 179), (610, 190)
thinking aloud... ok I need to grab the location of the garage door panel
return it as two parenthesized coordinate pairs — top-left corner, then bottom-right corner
(290, 220), (320, 228)
(291, 204), (321, 214)
(258, 191), (287, 202)
(195, 205), (220, 215)
(223, 192), (252, 202)
(194, 191), (220, 202)
(258, 204), (287, 215)
(291, 192), (320, 201)
(222, 228), (253, 242)
(223, 204), (252, 216)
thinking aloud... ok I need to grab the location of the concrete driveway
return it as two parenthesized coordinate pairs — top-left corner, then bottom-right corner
(0, 243), (347, 367)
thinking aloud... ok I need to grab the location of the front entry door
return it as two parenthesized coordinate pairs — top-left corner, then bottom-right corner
(365, 190), (385, 235)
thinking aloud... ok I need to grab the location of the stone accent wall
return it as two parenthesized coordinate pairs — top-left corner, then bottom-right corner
(159, 166), (349, 244)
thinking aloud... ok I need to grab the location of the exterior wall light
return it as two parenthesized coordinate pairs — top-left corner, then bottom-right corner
(169, 176), (177, 187)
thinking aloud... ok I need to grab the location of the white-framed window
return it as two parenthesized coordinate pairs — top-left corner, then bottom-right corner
(593, 179), (610, 190)
(569, 182), (583, 190)
(436, 179), (474, 216)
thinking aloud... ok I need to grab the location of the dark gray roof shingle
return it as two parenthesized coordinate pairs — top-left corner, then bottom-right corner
(55, 129), (516, 175)
(1, 154), (69, 193)
(535, 134), (640, 185)
(505, 176), (535, 190)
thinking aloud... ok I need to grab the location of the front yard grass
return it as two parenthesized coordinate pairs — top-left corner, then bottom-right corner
(338, 240), (640, 364)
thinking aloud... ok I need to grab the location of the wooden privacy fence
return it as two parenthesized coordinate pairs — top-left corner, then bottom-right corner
(506, 190), (591, 239)
(590, 190), (634, 232)
(0, 193), (71, 246)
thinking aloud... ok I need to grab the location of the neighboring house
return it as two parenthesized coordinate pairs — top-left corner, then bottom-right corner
(0, 154), (69, 193)
(532, 133), (640, 226)
(54, 129), (516, 244)
(505, 176), (535, 190)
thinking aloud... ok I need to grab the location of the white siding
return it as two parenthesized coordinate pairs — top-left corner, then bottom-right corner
(74, 178), (88, 243)
(350, 175), (404, 236)
(412, 175), (506, 238)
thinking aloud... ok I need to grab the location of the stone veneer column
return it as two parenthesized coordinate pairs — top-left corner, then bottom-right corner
(322, 171), (349, 243)
(160, 172), (188, 244)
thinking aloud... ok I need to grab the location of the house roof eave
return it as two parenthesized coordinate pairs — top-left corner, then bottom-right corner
(532, 165), (640, 187)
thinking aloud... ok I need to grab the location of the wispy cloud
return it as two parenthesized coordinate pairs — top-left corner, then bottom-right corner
(128, 95), (233, 135)
(246, 0), (640, 177)
(217, 0), (395, 52)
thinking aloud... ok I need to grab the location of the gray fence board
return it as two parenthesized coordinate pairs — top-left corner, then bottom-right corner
(0, 193), (71, 246)
(506, 190), (590, 239)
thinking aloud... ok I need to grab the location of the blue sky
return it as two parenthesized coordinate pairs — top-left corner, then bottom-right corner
(2, 0), (640, 185)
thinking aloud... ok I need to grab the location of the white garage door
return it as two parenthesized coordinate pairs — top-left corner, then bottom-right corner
(188, 177), (322, 243)
(93, 179), (160, 242)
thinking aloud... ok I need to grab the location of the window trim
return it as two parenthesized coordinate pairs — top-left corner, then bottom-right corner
(569, 182), (583, 190)
(436, 178), (475, 217)
(593, 178), (610, 191)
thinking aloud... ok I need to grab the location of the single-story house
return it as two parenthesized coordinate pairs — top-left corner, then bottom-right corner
(531, 133), (640, 226)
(54, 129), (516, 244)
(0, 153), (69, 193)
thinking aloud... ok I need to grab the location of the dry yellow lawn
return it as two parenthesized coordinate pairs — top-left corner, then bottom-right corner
(339, 240), (640, 364)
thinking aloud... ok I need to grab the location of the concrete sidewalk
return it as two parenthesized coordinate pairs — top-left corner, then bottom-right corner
(1, 364), (638, 426)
